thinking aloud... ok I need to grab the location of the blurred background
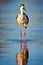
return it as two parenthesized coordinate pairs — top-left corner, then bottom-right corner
(0, 0), (43, 65)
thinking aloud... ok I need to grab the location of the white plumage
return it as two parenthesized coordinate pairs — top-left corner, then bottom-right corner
(16, 4), (29, 28)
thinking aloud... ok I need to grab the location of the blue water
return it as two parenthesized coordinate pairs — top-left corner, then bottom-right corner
(0, 41), (43, 65)
(0, 0), (43, 65)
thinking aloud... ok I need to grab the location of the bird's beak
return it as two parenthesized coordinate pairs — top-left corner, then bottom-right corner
(23, 7), (26, 11)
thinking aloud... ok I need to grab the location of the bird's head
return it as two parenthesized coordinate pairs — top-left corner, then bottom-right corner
(20, 4), (26, 11)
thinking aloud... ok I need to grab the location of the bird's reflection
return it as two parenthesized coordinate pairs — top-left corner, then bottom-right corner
(16, 41), (29, 65)
(16, 48), (29, 65)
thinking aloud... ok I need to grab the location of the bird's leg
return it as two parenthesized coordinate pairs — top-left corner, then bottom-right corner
(24, 29), (26, 50)
(20, 27), (22, 53)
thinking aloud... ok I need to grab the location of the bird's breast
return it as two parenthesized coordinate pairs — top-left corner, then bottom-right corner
(17, 16), (26, 25)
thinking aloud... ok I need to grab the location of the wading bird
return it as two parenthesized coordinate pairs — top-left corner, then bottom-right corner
(16, 4), (29, 65)
(16, 4), (29, 28)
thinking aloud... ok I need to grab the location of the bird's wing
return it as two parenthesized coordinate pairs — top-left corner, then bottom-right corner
(16, 14), (18, 20)
(23, 13), (29, 24)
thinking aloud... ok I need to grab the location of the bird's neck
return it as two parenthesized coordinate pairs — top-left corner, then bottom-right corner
(20, 9), (24, 16)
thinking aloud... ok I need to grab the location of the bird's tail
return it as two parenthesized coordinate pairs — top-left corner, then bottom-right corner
(23, 24), (27, 29)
